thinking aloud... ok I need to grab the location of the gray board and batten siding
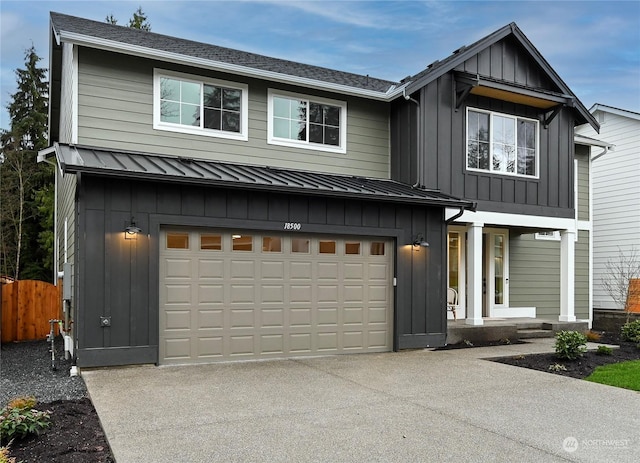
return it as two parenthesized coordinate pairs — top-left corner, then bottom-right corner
(75, 48), (391, 179)
(74, 174), (450, 367)
(391, 35), (578, 218)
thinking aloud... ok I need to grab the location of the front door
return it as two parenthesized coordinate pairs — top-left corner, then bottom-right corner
(483, 229), (509, 317)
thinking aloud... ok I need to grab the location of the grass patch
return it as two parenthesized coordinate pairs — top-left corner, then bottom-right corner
(585, 360), (640, 391)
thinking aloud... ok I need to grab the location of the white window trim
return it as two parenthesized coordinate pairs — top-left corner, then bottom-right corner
(535, 231), (561, 241)
(153, 69), (248, 141)
(267, 89), (347, 154)
(466, 107), (540, 179)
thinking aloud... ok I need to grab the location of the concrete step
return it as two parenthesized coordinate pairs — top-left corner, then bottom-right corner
(517, 328), (555, 339)
(515, 321), (544, 330)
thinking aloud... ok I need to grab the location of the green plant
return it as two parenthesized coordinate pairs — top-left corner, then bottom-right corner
(0, 397), (51, 444)
(596, 345), (613, 356)
(555, 330), (587, 360)
(621, 320), (640, 343)
(549, 363), (567, 372)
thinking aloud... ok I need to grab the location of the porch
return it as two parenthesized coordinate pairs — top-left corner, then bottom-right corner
(446, 318), (589, 345)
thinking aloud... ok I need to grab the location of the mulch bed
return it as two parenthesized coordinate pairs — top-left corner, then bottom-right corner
(490, 332), (640, 379)
(4, 399), (114, 463)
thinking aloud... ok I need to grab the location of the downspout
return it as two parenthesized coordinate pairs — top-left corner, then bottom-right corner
(403, 87), (422, 188)
(446, 202), (477, 225)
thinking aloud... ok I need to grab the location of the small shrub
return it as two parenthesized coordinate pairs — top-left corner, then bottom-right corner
(621, 320), (640, 343)
(555, 330), (587, 360)
(549, 363), (567, 372)
(0, 397), (51, 444)
(596, 345), (613, 356)
(585, 330), (601, 342)
(0, 443), (17, 463)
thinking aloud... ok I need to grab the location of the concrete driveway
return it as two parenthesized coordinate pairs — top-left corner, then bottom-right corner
(83, 339), (639, 463)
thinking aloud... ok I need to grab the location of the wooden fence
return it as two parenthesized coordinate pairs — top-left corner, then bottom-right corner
(1, 280), (61, 343)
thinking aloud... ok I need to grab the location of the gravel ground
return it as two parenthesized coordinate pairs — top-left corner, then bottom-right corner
(0, 336), (87, 407)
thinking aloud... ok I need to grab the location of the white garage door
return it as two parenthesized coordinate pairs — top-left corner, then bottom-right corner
(159, 229), (393, 364)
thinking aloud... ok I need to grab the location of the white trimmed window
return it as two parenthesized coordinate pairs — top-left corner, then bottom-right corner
(268, 89), (347, 153)
(467, 108), (538, 177)
(153, 69), (248, 140)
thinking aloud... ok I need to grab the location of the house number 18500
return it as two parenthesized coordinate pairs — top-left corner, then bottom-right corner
(283, 222), (302, 230)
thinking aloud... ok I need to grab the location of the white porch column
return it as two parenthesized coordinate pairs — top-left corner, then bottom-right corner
(466, 223), (484, 325)
(560, 229), (576, 322)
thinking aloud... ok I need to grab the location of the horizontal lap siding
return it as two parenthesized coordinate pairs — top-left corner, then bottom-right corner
(577, 112), (640, 309)
(509, 231), (590, 319)
(76, 49), (389, 178)
(57, 171), (76, 269)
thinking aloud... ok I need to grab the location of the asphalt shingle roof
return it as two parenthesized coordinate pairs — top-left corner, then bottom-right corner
(50, 12), (398, 93)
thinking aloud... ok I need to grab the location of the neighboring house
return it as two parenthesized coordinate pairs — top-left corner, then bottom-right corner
(40, 13), (598, 367)
(576, 104), (640, 310)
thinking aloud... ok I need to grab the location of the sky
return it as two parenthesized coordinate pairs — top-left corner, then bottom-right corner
(0, 0), (639, 132)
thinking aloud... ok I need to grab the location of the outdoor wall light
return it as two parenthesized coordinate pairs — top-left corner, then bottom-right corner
(124, 218), (142, 238)
(412, 233), (430, 248)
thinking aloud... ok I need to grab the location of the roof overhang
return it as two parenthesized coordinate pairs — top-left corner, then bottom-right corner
(42, 143), (475, 210)
(53, 29), (405, 102)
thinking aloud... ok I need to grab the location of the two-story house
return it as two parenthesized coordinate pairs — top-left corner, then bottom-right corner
(40, 13), (598, 367)
(576, 104), (640, 311)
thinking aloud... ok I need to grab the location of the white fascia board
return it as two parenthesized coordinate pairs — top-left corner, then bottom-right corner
(59, 31), (404, 102)
(574, 134), (613, 149)
(590, 104), (640, 121)
(445, 208), (577, 232)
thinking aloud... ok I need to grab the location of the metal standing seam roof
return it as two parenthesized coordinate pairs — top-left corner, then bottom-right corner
(51, 144), (474, 209)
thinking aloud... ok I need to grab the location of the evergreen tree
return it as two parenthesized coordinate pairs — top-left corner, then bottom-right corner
(0, 46), (53, 280)
(105, 7), (151, 31)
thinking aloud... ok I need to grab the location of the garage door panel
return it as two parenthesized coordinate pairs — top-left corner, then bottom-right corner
(199, 259), (224, 279)
(160, 230), (393, 364)
(230, 260), (255, 278)
(317, 307), (337, 325)
(317, 262), (339, 279)
(198, 309), (223, 329)
(261, 261), (284, 279)
(164, 338), (191, 359)
(261, 308), (284, 327)
(164, 259), (192, 278)
(229, 335), (255, 356)
(368, 263), (388, 280)
(165, 284), (192, 304)
(344, 263), (364, 280)
(260, 335), (284, 354)
(165, 310), (191, 330)
(289, 261), (312, 279)
(289, 333), (312, 352)
(198, 284), (224, 304)
(230, 309), (255, 328)
(197, 337), (223, 358)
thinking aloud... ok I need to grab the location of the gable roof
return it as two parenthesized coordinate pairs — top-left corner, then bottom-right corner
(590, 104), (640, 121)
(43, 143), (475, 209)
(405, 23), (599, 131)
(49, 12), (400, 100)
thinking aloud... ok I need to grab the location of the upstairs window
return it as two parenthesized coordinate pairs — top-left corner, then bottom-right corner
(153, 70), (248, 140)
(467, 108), (538, 177)
(268, 90), (347, 153)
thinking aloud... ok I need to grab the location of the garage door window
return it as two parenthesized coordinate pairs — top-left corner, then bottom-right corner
(201, 234), (222, 250)
(292, 238), (310, 253)
(370, 242), (385, 255)
(167, 232), (189, 249)
(232, 234), (253, 251)
(345, 242), (360, 255)
(262, 236), (282, 252)
(319, 240), (336, 254)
